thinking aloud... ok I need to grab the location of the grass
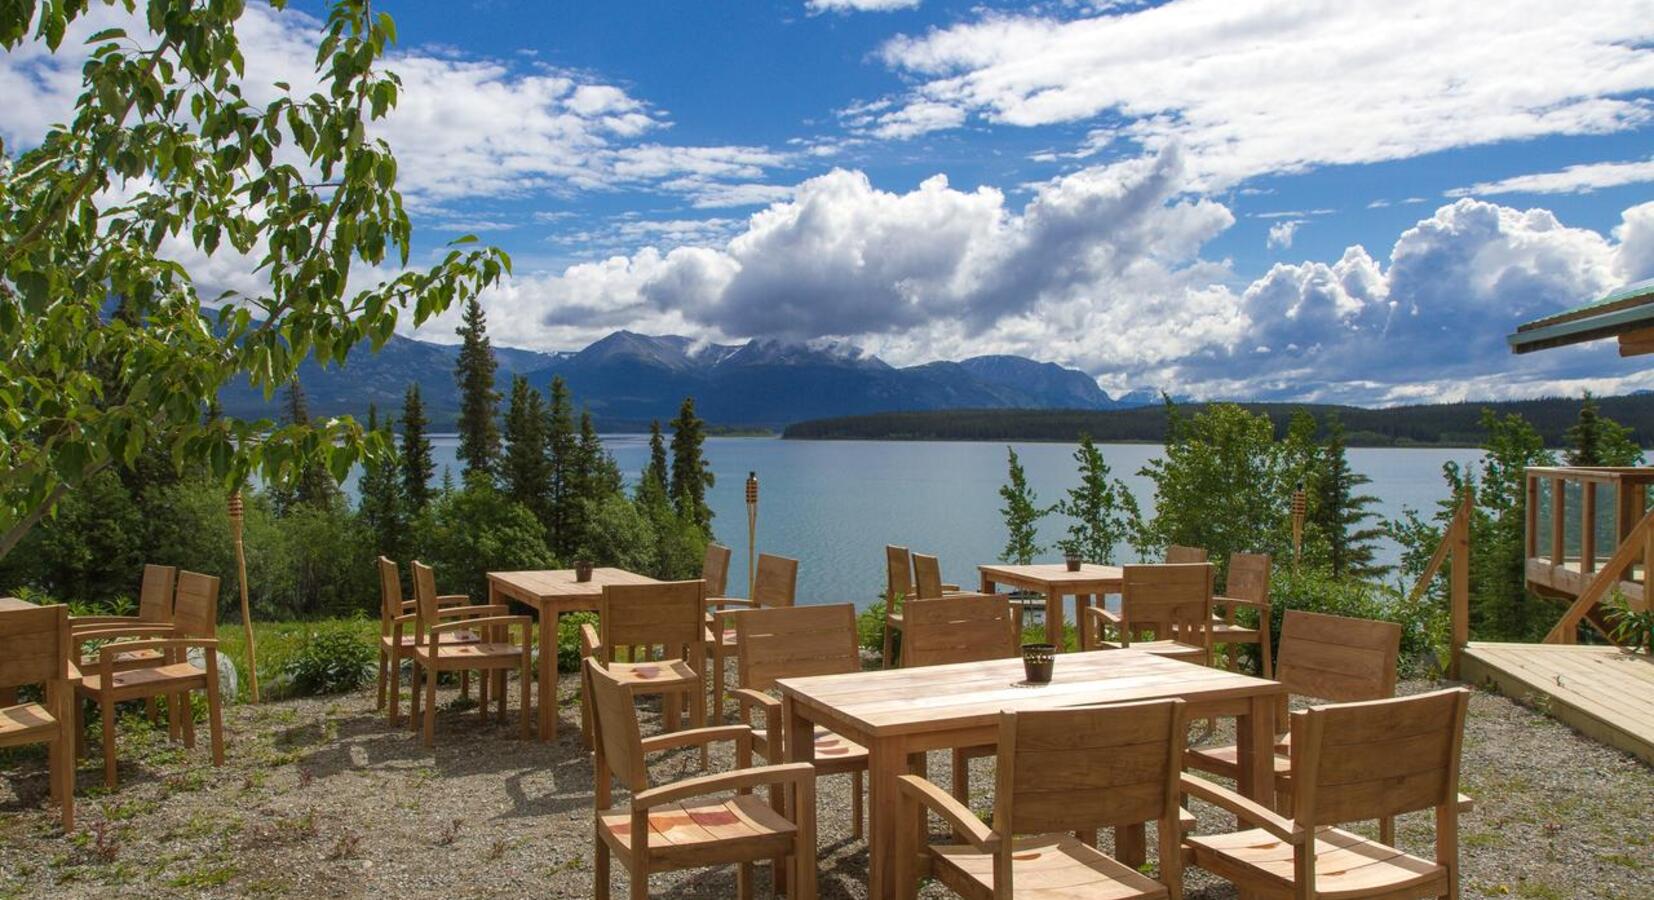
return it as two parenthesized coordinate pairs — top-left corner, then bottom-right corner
(213, 617), (379, 703)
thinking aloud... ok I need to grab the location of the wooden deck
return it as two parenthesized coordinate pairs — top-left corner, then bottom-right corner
(1459, 642), (1654, 765)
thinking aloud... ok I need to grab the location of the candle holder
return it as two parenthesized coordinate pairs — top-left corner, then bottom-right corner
(1021, 643), (1056, 684)
(574, 560), (594, 583)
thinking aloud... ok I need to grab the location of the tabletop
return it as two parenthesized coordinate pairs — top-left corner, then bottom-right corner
(977, 562), (1124, 590)
(486, 568), (658, 602)
(778, 648), (1280, 738)
(0, 597), (37, 611)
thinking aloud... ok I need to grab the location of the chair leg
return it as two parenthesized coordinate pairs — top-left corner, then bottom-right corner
(629, 864), (648, 900)
(100, 692), (117, 788)
(479, 668), (491, 724)
(1260, 627), (1274, 679)
(409, 661), (422, 733)
(389, 650), (402, 726)
(167, 691), (182, 742)
(424, 665), (438, 746)
(76, 699), (88, 758)
(496, 669), (507, 720)
(461, 669), (470, 700)
(594, 838), (611, 900)
(692, 680), (708, 771)
(851, 770), (863, 840)
(145, 697), (160, 726)
(712, 651), (725, 725)
(950, 748), (969, 803)
(736, 861), (752, 900)
(181, 694), (197, 749)
(882, 616), (894, 669)
(376, 647), (388, 709)
(207, 687), (226, 767)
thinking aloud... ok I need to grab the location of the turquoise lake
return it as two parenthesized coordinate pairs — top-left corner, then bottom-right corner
(383, 436), (1483, 607)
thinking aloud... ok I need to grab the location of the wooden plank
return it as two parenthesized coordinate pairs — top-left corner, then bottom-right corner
(1551, 477), (1567, 567)
(1544, 507), (1654, 643)
(1461, 643), (1654, 764)
(1582, 482), (1597, 573)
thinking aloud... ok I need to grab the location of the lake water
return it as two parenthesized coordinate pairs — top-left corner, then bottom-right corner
(387, 436), (1482, 607)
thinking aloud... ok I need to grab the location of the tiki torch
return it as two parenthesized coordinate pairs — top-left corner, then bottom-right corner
(229, 490), (260, 703)
(1290, 483), (1307, 572)
(746, 471), (759, 599)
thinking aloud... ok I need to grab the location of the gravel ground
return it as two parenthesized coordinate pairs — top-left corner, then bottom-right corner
(1, 671), (1650, 899)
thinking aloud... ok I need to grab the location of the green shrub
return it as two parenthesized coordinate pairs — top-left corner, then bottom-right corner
(1261, 566), (1446, 677)
(275, 620), (378, 698)
(557, 611), (598, 673)
(857, 593), (901, 659)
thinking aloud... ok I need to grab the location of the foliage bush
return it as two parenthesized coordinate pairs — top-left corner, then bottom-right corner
(274, 620), (378, 698)
(557, 611), (599, 673)
(1262, 566), (1446, 678)
(410, 484), (555, 603)
(856, 593), (900, 659)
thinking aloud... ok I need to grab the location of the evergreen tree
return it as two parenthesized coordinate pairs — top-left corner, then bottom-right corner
(358, 405), (406, 557)
(544, 376), (578, 556)
(502, 376), (552, 524)
(453, 297), (501, 482)
(1055, 434), (1139, 564)
(999, 447), (1049, 565)
(642, 420), (670, 500)
(399, 384), (435, 513)
(669, 397), (715, 533)
(578, 410), (624, 499)
(1565, 391), (1643, 467)
(273, 382), (338, 514)
(1310, 414), (1385, 578)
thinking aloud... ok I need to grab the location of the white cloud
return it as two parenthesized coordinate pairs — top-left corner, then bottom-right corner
(0, 4), (793, 208)
(806, 0), (921, 13)
(868, 0), (1654, 186)
(1448, 156), (1654, 198)
(1614, 202), (1654, 282)
(1267, 220), (1303, 249)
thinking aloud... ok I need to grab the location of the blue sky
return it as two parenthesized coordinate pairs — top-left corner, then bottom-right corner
(6, 0), (1654, 404)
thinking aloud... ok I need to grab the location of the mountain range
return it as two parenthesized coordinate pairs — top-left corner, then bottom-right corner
(216, 329), (1153, 429)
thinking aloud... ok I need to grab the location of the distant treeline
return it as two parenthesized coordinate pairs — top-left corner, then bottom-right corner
(780, 394), (1654, 447)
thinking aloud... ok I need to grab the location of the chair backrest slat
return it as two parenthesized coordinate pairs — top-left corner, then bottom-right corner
(584, 657), (648, 792)
(884, 544), (913, 603)
(410, 561), (441, 629)
(1222, 552), (1269, 607)
(1275, 610), (1400, 701)
(997, 699), (1186, 837)
(702, 543), (732, 598)
(752, 553), (798, 609)
(735, 604), (859, 691)
(172, 571), (220, 639)
(1165, 544), (1208, 564)
(0, 604), (70, 688)
(1120, 563), (1212, 650)
(1294, 688), (1468, 826)
(138, 564), (178, 624)
(377, 557), (405, 632)
(902, 593), (1017, 668)
(912, 553), (945, 600)
(599, 581), (706, 656)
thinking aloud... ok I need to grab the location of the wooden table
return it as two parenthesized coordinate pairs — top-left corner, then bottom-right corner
(486, 568), (659, 741)
(978, 562), (1124, 648)
(778, 648), (1284, 897)
(0, 597), (36, 706)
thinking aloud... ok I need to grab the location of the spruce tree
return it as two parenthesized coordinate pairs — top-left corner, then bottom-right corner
(643, 420), (670, 500)
(669, 397), (715, 533)
(358, 405), (406, 557)
(502, 376), (552, 524)
(544, 376), (578, 556)
(1055, 434), (1138, 564)
(1310, 414), (1385, 578)
(999, 446), (1048, 564)
(578, 410), (623, 499)
(399, 383), (435, 513)
(453, 297), (501, 482)
(274, 381), (338, 514)
(1565, 391), (1643, 466)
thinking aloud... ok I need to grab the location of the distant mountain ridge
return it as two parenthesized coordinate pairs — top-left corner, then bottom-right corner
(216, 329), (1147, 428)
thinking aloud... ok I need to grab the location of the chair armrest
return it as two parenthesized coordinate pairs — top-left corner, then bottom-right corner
(1213, 595), (1269, 611)
(70, 615), (143, 630)
(98, 638), (218, 666)
(1180, 773), (1305, 844)
(898, 774), (997, 851)
(731, 688), (780, 714)
(640, 724), (753, 756)
(1083, 606), (1121, 625)
(429, 615), (530, 638)
(436, 594), (470, 607)
(706, 597), (755, 611)
(75, 625), (177, 653)
(634, 762), (814, 810)
(941, 583), (961, 592)
(435, 604), (509, 620)
(579, 622), (601, 659)
(731, 689), (781, 755)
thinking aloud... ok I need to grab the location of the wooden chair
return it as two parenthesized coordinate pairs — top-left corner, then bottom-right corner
(408, 561), (532, 745)
(580, 581), (710, 756)
(1211, 551), (1274, 677)
(0, 603), (77, 830)
(375, 557), (482, 725)
(74, 570), (226, 788)
(69, 563), (178, 730)
(902, 593), (1018, 804)
(732, 604), (867, 839)
(708, 553), (798, 723)
(1166, 544), (1208, 564)
(894, 699), (1188, 900)
(912, 553), (946, 600)
(1183, 688), (1471, 900)
(1085, 563), (1215, 665)
(883, 544), (912, 668)
(1185, 609), (1401, 791)
(703, 543), (733, 598)
(585, 657), (818, 900)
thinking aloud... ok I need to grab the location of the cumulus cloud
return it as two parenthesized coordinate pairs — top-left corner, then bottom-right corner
(1267, 220), (1303, 249)
(806, 0), (921, 13)
(0, 4), (793, 208)
(1448, 156), (1654, 198)
(865, 0), (1654, 186)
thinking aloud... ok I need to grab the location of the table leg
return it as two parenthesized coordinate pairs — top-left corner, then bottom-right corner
(0, 687), (16, 708)
(782, 697), (816, 897)
(1237, 693), (1278, 819)
(1077, 593), (1092, 650)
(1115, 822), (1146, 868)
(538, 608), (557, 742)
(1045, 589), (1062, 646)
(866, 738), (906, 898)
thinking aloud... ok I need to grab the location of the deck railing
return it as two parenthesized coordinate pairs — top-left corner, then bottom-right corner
(1523, 466), (1654, 643)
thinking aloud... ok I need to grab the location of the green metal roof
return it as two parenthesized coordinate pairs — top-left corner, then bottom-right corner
(1508, 278), (1654, 355)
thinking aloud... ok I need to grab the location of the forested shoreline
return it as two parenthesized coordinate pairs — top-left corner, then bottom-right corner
(781, 393), (1654, 447)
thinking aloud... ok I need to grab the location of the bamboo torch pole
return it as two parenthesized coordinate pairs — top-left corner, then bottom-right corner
(746, 472), (759, 599)
(1290, 484), (1307, 573)
(229, 490), (260, 703)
